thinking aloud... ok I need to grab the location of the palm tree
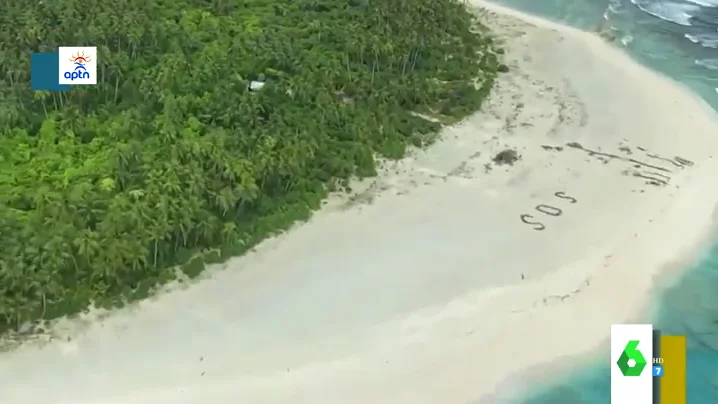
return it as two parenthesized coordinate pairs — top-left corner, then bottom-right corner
(0, 0), (501, 333)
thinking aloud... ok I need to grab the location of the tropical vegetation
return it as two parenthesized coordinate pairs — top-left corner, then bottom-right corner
(0, 0), (504, 335)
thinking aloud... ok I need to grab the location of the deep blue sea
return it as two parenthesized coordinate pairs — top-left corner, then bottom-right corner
(485, 0), (718, 402)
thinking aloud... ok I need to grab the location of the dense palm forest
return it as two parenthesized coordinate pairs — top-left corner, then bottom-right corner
(0, 0), (504, 335)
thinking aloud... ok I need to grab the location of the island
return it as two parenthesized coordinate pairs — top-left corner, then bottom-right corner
(0, 0), (503, 335)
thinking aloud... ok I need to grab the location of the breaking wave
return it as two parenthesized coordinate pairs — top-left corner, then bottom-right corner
(695, 58), (718, 69)
(685, 32), (718, 47)
(631, 0), (700, 26)
(685, 0), (718, 7)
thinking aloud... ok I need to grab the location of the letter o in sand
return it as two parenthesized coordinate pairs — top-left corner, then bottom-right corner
(536, 204), (562, 216)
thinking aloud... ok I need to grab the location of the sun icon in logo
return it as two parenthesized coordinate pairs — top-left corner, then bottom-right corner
(70, 51), (91, 71)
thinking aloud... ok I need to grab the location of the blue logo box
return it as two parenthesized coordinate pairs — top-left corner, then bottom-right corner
(31, 52), (71, 91)
(653, 365), (664, 377)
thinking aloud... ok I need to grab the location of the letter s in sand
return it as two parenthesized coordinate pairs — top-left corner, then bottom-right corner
(554, 191), (577, 203)
(520, 214), (545, 231)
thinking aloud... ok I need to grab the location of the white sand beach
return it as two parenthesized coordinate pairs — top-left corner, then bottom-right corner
(3, 2), (718, 403)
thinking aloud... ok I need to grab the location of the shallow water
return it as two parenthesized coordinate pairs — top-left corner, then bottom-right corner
(485, 0), (718, 402)
(493, 0), (718, 102)
(519, 246), (718, 403)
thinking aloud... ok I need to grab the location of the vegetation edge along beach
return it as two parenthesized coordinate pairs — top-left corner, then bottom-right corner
(0, 0), (505, 338)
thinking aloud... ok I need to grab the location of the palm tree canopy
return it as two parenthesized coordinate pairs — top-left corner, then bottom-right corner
(0, 0), (504, 335)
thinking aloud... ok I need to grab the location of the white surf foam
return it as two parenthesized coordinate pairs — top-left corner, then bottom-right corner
(685, 32), (718, 48)
(631, 0), (700, 26)
(695, 59), (718, 70)
(685, 0), (718, 7)
(604, 0), (626, 20)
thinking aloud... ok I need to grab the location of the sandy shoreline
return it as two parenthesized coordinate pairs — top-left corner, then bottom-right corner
(3, 2), (718, 403)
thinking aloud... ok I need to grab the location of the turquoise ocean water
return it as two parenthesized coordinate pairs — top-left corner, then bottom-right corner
(485, 0), (718, 402)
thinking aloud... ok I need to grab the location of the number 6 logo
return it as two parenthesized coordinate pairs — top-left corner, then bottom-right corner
(616, 340), (648, 376)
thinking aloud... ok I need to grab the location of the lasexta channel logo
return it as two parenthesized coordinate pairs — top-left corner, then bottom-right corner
(616, 340), (648, 376)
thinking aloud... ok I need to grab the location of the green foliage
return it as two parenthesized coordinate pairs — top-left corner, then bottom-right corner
(0, 0), (503, 334)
